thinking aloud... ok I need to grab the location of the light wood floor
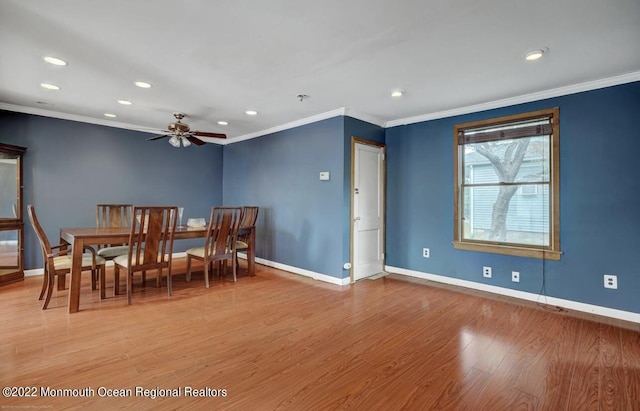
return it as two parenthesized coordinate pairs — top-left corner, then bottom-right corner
(1, 260), (639, 410)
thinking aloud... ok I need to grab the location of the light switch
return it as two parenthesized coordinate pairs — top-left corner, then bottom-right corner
(319, 171), (330, 181)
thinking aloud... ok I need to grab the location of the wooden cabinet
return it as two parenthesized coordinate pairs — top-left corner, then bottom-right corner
(0, 143), (26, 286)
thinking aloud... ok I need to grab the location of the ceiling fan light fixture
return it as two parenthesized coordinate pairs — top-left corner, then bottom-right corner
(117, 99), (133, 105)
(134, 81), (152, 88)
(168, 136), (181, 147)
(43, 56), (67, 66)
(181, 138), (191, 147)
(524, 48), (546, 61)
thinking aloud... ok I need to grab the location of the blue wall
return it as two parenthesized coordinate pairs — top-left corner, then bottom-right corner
(3, 81), (639, 315)
(0, 111), (223, 268)
(385, 81), (640, 313)
(223, 117), (346, 278)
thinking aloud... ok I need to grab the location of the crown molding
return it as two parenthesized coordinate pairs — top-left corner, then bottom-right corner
(385, 70), (640, 128)
(223, 108), (386, 145)
(0, 102), (157, 134)
(343, 108), (386, 127)
(221, 108), (347, 145)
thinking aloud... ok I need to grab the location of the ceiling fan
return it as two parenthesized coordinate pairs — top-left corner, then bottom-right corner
(146, 112), (226, 147)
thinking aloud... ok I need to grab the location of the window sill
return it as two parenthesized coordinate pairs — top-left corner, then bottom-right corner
(453, 241), (562, 260)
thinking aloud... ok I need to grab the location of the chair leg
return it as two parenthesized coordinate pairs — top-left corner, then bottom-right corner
(232, 257), (237, 282)
(204, 258), (210, 288)
(100, 266), (106, 300)
(166, 267), (172, 297)
(156, 269), (161, 288)
(39, 268), (49, 300)
(42, 272), (55, 309)
(186, 256), (192, 282)
(114, 265), (120, 296)
(127, 269), (132, 305)
(90, 267), (97, 291)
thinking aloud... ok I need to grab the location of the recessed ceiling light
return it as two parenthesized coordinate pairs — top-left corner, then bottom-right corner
(524, 49), (546, 61)
(245, 110), (258, 116)
(390, 89), (405, 98)
(104, 113), (117, 118)
(217, 121), (229, 126)
(134, 81), (152, 88)
(117, 99), (133, 105)
(40, 83), (60, 90)
(43, 56), (67, 66)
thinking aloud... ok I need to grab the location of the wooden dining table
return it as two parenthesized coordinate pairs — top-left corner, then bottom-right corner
(59, 225), (255, 313)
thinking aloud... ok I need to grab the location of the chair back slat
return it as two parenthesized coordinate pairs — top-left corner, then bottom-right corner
(240, 206), (259, 228)
(127, 206), (176, 269)
(204, 207), (242, 259)
(96, 204), (132, 248)
(96, 204), (132, 228)
(237, 206), (259, 247)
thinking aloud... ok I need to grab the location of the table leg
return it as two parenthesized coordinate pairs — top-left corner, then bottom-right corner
(68, 237), (84, 313)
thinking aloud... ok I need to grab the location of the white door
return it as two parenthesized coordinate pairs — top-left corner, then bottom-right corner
(353, 141), (385, 281)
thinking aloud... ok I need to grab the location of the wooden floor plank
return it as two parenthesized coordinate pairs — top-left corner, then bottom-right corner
(1, 263), (639, 410)
(599, 323), (630, 411)
(566, 319), (601, 411)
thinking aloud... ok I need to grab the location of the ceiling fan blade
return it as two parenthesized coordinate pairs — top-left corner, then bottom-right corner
(186, 135), (207, 146)
(192, 131), (227, 139)
(147, 134), (170, 141)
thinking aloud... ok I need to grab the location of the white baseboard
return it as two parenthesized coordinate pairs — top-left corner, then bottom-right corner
(24, 252), (350, 288)
(24, 268), (43, 277)
(385, 265), (640, 324)
(32, 255), (633, 322)
(242, 253), (350, 286)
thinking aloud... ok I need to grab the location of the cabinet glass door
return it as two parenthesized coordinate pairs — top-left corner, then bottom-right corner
(0, 154), (18, 219)
(0, 228), (19, 267)
(0, 143), (25, 286)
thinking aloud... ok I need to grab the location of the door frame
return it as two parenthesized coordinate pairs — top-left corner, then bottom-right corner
(350, 136), (386, 283)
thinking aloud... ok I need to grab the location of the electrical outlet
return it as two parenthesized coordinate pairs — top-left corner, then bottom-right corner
(512, 271), (520, 283)
(483, 266), (492, 278)
(422, 248), (430, 258)
(604, 274), (617, 289)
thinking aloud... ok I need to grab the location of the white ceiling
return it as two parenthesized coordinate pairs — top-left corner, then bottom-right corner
(1, 0), (639, 144)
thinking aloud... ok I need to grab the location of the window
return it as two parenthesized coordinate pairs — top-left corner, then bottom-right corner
(453, 108), (561, 260)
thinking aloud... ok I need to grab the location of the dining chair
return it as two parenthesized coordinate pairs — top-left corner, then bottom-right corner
(95, 204), (132, 259)
(235, 206), (259, 269)
(113, 206), (177, 305)
(27, 205), (106, 309)
(186, 206), (242, 287)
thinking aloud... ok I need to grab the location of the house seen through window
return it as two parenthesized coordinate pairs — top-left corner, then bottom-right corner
(453, 108), (561, 260)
